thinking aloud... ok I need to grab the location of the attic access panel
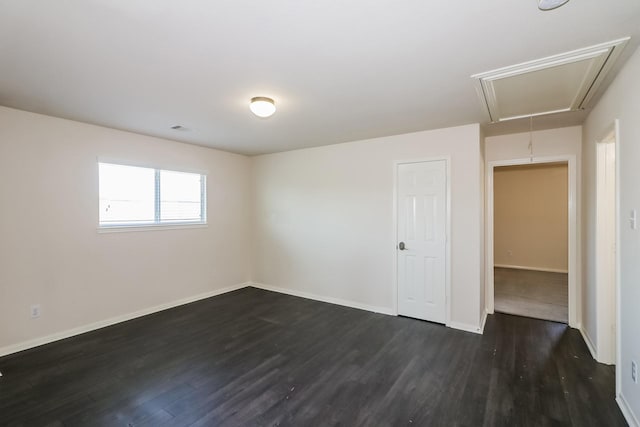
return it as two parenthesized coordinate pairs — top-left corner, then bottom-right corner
(472, 37), (629, 122)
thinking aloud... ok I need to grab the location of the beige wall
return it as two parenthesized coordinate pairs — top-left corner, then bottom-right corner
(0, 109), (486, 351)
(494, 163), (568, 272)
(582, 46), (640, 421)
(0, 106), (252, 354)
(252, 124), (486, 331)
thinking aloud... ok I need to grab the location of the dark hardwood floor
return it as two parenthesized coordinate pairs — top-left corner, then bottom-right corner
(0, 287), (625, 426)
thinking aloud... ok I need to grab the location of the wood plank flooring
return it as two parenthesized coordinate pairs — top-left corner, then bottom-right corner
(0, 287), (625, 426)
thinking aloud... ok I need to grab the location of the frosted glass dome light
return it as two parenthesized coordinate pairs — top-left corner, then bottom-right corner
(250, 97), (276, 118)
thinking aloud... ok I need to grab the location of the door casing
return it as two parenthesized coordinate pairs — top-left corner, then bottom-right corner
(595, 120), (620, 370)
(486, 155), (578, 328)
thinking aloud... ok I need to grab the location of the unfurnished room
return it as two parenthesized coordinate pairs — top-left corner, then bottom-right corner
(1, 1), (640, 426)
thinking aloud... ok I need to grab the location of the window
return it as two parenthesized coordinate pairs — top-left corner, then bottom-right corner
(99, 162), (206, 228)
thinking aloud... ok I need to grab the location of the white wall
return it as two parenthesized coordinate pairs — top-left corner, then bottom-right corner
(485, 126), (582, 162)
(252, 124), (485, 331)
(0, 107), (252, 354)
(582, 46), (640, 422)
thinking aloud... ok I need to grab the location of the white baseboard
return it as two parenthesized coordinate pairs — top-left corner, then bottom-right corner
(252, 282), (488, 334)
(494, 264), (568, 274)
(479, 309), (489, 334)
(447, 320), (484, 334)
(617, 393), (640, 427)
(0, 282), (250, 358)
(579, 326), (598, 360)
(250, 282), (395, 316)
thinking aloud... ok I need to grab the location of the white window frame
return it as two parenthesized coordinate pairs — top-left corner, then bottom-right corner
(98, 161), (207, 232)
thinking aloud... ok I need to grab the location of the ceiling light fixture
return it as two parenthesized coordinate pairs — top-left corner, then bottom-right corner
(538, 0), (569, 11)
(249, 97), (276, 118)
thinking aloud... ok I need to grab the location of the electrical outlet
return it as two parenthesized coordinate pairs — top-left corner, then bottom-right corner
(507, 250), (513, 257)
(30, 304), (41, 319)
(633, 361), (638, 384)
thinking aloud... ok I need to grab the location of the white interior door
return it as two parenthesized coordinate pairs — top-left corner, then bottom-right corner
(397, 160), (447, 323)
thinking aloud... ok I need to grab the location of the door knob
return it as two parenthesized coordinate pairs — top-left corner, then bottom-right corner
(398, 242), (406, 250)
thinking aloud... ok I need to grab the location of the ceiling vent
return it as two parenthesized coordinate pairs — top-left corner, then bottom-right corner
(472, 37), (629, 122)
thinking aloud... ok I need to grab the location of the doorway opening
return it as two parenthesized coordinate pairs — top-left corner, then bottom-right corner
(492, 162), (569, 323)
(485, 154), (581, 328)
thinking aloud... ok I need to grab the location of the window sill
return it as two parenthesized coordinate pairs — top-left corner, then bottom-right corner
(97, 223), (208, 233)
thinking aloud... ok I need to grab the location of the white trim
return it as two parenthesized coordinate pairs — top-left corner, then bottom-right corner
(486, 155), (579, 328)
(617, 393), (640, 427)
(251, 283), (485, 335)
(497, 108), (573, 123)
(470, 42), (618, 80)
(0, 282), (250, 358)
(471, 37), (629, 122)
(593, 123), (619, 366)
(580, 326), (598, 361)
(493, 264), (568, 274)
(448, 321), (484, 335)
(614, 119), (622, 397)
(479, 309), (489, 334)
(97, 161), (208, 229)
(392, 157), (452, 326)
(250, 282), (395, 316)
(592, 119), (622, 383)
(98, 223), (208, 233)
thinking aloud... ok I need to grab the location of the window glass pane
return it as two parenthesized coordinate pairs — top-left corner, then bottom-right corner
(99, 163), (155, 225)
(160, 170), (203, 222)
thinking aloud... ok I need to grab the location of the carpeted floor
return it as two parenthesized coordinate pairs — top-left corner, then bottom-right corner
(494, 267), (568, 323)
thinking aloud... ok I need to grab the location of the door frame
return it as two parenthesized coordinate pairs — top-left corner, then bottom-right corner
(595, 120), (620, 371)
(486, 155), (578, 328)
(392, 157), (452, 325)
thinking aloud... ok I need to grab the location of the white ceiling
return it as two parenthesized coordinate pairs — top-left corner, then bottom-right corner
(0, 1), (639, 155)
